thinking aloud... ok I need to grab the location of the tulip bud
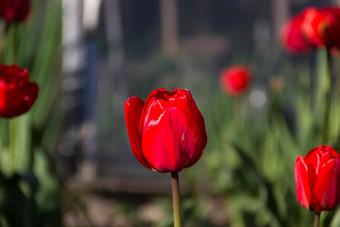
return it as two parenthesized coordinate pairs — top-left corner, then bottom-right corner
(279, 6), (340, 53)
(0, 65), (39, 118)
(0, 0), (30, 23)
(295, 145), (340, 212)
(220, 66), (251, 97)
(124, 88), (207, 173)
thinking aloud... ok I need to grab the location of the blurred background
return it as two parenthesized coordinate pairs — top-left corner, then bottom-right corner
(4, 0), (340, 226)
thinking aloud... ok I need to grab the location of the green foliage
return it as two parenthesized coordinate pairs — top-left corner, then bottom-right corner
(103, 46), (340, 226)
(0, 0), (63, 226)
(201, 48), (340, 226)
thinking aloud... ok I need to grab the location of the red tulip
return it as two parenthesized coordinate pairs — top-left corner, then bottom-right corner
(295, 145), (340, 212)
(302, 7), (340, 50)
(220, 66), (251, 96)
(124, 88), (207, 173)
(0, 0), (30, 22)
(280, 6), (340, 53)
(0, 65), (39, 118)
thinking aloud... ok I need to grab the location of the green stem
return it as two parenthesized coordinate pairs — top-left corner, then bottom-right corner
(0, 21), (7, 62)
(0, 119), (7, 147)
(171, 172), (181, 227)
(9, 119), (16, 172)
(233, 98), (243, 131)
(0, 119), (10, 172)
(322, 49), (332, 144)
(314, 212), (321, 227)
(0, 119), (3, 168)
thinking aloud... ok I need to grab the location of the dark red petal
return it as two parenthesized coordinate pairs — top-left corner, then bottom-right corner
(23, 82), (39, 109)
(0, 83), (8, 114)
(313, 158), (340, 212)
(0, 81), (39, 118)
(0, 65), (8, 74)
(295, 156), (311, 210)
(124, 97), (152, 170)
(0, 65), (29, 85)
(321, 7), (340, 49)
(0, 0), (30, 22)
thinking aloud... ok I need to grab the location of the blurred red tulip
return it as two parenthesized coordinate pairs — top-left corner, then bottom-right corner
(280, 6), (340, 53)
(125, 88), (207, 173)
(279, 11), (311, 54)
(295, 145), (340, 212)
(0, 65), (39, 118)
(220, 66), (251, 96)
(302, 7), (340, 50)
(0, 0), (30, 22)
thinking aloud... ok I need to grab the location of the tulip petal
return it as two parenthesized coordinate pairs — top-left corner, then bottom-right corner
(179, 92), (207, 167)
(0, 0), (30, 22)
(280, 13), (311, 54)
(0, 81), (39, 118)
(301, 8), (327, 48)
(124, 97), (152, 170)
(295, 156), (311, 210)
(313, 158), (340, 212)
(165, 89), (207, 161)
(140, 88), (171, 131)
(140, 89), (207, 172)
(323, 7), (340, 49)
(142, 106), (202, 172)
(18, 81), (39, 114)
